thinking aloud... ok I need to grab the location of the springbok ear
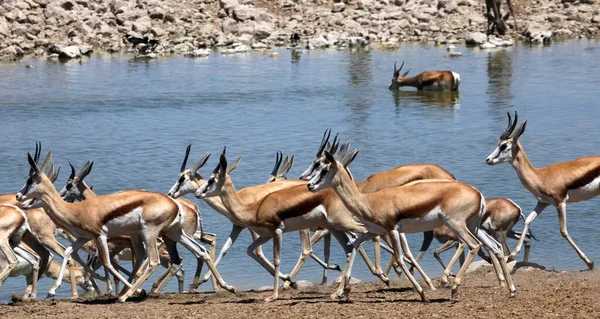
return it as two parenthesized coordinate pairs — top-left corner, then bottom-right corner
(191, 152), (211, 173)
(27, 153), (40, 175)
(227, 155), (242, 174)
(281, 155), (294, 176)
(402, 69), (410, 77)
(78, 161), (94, 181)
(324, 150), (337, 167)
(69, 162), (76, 180)
(512, 121), (527, 142)
(342, 149), (360, 167)
(40, 151), (52, 172)
(49, 165), (61, 183)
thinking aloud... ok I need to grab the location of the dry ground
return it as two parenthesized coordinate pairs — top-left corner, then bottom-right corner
(2, 265), (599, 318)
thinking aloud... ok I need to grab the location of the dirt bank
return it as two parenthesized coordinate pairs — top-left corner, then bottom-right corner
(0, 0), (599, 60)
(2, 266), (599, 318)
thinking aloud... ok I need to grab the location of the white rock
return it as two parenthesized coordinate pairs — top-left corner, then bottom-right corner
(58, 45), (81, 58)
(186, 48), (210, 57)
(465, 32), (487, 45)
(480, 42), (497, 49)
(251, 42), (267, 49)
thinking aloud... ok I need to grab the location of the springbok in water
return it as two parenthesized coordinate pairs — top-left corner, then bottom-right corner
(307, 150), (516, 299)
(486, 111), (600, 269)
(16, 147), (235, 303)
(389, 61), (461, 91)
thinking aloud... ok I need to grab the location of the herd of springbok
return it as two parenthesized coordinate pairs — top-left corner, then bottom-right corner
(2, 111), (600, 304)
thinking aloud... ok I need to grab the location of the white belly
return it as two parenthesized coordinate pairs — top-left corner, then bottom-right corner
(359, 219), (387, 235)
(566, 176), (600, 203)
(397, 207), (444, 233)
(105, 207), (143, 236)
(281, 205), (327, 232)
(451, 71), (461, 89)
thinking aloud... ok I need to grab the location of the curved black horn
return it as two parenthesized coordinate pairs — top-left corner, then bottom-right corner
(69, 162), (76, 180)
(271, 151), (283, 176)
(398, 61), (404, 76)
(393, 62), (397, 78)
(317, 129), (331, 157)
(329, 133), (340, 154)
(500, 111), (518, 140)
(181, 144), (191, 172)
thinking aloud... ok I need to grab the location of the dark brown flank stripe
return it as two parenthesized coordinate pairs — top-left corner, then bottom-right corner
(101, 200), (145, 224)
(394, 192), (440, 220)
(566, 164), (600, 190)
(277, 191), (326, 221)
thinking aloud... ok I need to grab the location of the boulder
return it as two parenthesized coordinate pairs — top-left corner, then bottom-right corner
(186, 48), (210, 57)
(254, 22), (273, 40)
(465, 31), (487, 45)
(58, 45), (82, 58)
(332, 3), (345, 12)
(307, 35), (329, 49)
(233, 5), (254, 21)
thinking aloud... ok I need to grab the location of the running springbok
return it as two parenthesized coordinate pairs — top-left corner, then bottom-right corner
(486, 111), (600, 269)
(307, 150), (516, 299)
(389, 61), (461, 91)
(168, 145), (308, 288)
(16, 150), (235, 303)
(196, 148), (434, 302)
(59, 161), (219, 293)
(0, 204), (41, 300)
(401, 198), (534, 277)
(0, 144), (89, 299)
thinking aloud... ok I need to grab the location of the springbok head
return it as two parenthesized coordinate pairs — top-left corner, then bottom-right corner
(16, 143), (57, 206)
(389, 61), (411, 90)
(299, 129), (346, 180)
(307, 148), (359, 193)
(486, 111), (527, 165)
(167, 145), (212, 198)
(267, 151), (295, 183)
(58, 161), (94, 203)
(195, 147), (230, 199)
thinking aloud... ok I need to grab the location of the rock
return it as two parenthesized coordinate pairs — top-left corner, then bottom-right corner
(332, 3), (345, 13)
(307, 35), (329, 50)
(270, 52), (279, 57)
(593, 15), (600, 23)
(251, 42), (267, 49)
(465, 32), (487, 45)
(78, 44), (93, 55)
(0, 18), (9, 37)
(480, 42), (497, 49)
(254, 22), (273, 40)
(186, 48), (210, 57)
(547, 14), (563, 22)
(356, 0), (373, 10)
(58, 45), (82, 58)
(0, 45), (19, 58)
(233, 5), (254, 22)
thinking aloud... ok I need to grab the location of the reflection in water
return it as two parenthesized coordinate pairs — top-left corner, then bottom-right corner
(391, 90), (460, 109)
(291, 49), (302, 64)
(345, 50), (373, 128)
(486, 49), (513, 107)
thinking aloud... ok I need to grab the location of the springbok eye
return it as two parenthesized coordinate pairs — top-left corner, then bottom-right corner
(66, 184), (72, 190)
(178, 176), (185, 184)
(499, 144), (507, 152)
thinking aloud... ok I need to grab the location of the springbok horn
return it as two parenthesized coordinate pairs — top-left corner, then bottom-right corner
(393, 62), (397, 78)
(317, 129), (331, 157)
(69, 163), (76, 180)
(329, 134), (340, 155)
(271, 151), (283, 177)
(181, 144), (192, 172)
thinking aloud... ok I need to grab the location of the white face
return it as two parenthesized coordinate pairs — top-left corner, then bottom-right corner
(486, 139), (514, 165)
(195, 174), (221, 199)
(168, 170), (201, 198)
(306, 163), (335, 192)
(300, 157), (326, 181)
(59, 178), (83, 203)
(16, 174), (41, 203)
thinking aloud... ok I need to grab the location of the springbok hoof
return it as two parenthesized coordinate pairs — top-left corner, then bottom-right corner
(46, 293), (56, 299)
(451, 289), (458, 300)
(264, 295), (278, 302)
(224, 285), (236, 294)
(331, 264), (341, 271)
(588, 260), (595, 270)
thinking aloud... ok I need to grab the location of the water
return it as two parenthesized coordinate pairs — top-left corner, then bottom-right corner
(0, 41), (599, 301)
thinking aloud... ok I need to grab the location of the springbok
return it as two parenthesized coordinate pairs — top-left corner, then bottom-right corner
(196, 148), (435, 302)
(0, 205), (41, 300)
(401, 198), (534, 277)
(168, 145), (308, 288)
(0, 144), (89, 299)
(389, 61), (461, 91)
(306, 150), (516, 299)
(59, 161), (219, 293)
(16, 149), (235, 303)
(486, 111), (600, 269)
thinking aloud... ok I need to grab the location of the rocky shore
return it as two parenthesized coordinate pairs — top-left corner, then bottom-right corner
(0, 0), (598, 60)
